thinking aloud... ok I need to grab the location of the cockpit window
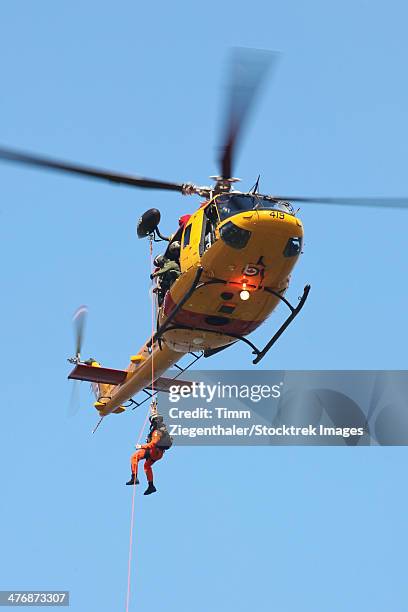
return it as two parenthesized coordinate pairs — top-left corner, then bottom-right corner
(283, 236), (302, 257)
(216, 194), (294, 221)
(182, 224), (192, 247)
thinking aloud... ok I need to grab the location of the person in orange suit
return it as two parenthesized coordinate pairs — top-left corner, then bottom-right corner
(126, 405), (172, 495)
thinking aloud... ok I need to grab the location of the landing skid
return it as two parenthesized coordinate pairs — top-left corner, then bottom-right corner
(253, 284), (310, 363)
(153, 275), (311, 365)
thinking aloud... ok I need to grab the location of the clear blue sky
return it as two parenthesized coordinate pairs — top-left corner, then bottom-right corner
(0, 1), (407, 610)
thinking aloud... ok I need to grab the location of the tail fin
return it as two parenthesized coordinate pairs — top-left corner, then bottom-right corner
(68, 360), (121, 406)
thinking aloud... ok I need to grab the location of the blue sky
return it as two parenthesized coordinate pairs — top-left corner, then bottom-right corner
(0, 1), (407, 610)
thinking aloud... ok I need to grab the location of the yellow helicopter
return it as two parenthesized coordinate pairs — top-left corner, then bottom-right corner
(1, 49), (407, 422)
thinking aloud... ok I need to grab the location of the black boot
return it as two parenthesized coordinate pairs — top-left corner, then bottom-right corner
(126, 474), (139, 486)
(144, 481), (157, 495)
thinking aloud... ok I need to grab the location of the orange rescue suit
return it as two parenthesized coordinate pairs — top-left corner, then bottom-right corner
(131, 430), (164, 482)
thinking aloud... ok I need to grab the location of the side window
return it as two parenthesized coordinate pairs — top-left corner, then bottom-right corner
(183, 224), (192, 247)
(199, 205), (218, 256)
(283, 236), (302, 257)
(199, 218), (214, 256)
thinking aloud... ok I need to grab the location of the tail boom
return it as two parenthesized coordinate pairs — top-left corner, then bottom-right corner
(95, 341), (182, 417)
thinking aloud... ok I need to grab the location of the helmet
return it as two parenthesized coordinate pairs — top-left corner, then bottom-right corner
(179, 214), (191, 227)
(168, 241), (181, 257)
(154, 254), (166, 267)
(149, 413), (164, 425)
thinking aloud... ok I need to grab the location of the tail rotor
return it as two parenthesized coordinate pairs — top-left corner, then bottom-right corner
(69, 304), (88, 364)
(67, 305), (88, 416)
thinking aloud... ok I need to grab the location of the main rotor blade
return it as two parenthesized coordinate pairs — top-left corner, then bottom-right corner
(73, 304), (88, 358)
(274, 195), (408, 209)
(0, 145), (184, 192)
(219, 48), (278, 180)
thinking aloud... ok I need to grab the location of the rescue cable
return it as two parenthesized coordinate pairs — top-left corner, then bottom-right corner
(125, 236), (156, 612)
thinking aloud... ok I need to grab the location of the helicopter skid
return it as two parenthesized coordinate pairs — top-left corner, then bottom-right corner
(252, 284), (311, 364)
(160, 283), (311, 364)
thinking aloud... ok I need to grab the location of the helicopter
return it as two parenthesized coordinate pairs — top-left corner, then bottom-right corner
(1, 48), (408, 421)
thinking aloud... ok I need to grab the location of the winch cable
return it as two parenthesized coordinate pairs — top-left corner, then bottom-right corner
(125, 237), (156, 612)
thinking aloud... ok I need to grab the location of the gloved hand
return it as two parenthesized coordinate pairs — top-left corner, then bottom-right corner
(150, 273), (154, 280)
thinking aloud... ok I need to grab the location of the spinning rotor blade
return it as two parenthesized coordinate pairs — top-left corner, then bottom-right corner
(73, 304), (88, 359)
(67, 379), (94, 418)
(68, 305), (88, 417)
(273, 195), (408, 209)
(219, 48), (278, 180)
(0, 146), (184, 192)
(68, 380), (81, 418)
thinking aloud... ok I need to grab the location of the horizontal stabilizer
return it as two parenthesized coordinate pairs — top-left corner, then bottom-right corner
(145, 377), (193, 393)
(68, 364), (128, 385)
